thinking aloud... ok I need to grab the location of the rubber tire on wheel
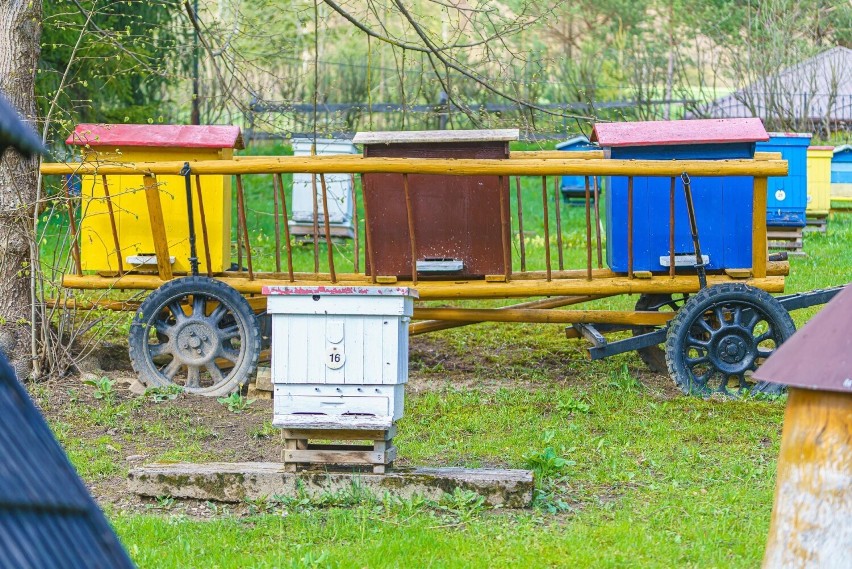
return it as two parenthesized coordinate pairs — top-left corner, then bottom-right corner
(664, 283), (795, 397)
(632, 294), (687, 374)
(128, 276), (261, 397)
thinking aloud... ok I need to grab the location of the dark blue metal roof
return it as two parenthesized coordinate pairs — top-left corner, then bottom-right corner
(0, 353), (134, 568)
(0, 92), (45, 157)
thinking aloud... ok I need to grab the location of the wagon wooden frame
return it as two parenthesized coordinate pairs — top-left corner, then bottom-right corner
(42, 149), (840, 396)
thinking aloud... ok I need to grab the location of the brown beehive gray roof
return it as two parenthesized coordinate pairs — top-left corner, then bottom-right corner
(752, 285), (852, 392)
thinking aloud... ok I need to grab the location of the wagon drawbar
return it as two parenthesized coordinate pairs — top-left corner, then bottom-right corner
(41, 119), (847, 397)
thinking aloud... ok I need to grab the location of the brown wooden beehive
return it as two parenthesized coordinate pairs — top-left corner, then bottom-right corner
(354, 129), (518, 280)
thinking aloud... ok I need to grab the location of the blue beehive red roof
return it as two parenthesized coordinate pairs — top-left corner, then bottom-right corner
(0, 353), (134, 568)
(591, 118), (768, 147)
(66, 123), (244, 149)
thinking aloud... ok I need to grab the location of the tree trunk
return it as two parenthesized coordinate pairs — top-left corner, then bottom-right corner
(0, 0), (42, 379)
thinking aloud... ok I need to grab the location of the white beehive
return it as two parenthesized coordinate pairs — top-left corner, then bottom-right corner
(263, 286), (417, 428)
(289, 138), (358, 238)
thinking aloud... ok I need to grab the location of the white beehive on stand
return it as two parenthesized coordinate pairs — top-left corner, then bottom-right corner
(263, 286), (417, 430)
(289, 138), (358, 239)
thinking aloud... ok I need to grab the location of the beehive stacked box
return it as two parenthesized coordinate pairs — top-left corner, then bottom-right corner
(263, 286), (417, 473)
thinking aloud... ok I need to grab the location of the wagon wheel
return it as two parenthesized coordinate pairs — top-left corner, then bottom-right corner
(632, 294), (688, 373)
(664, 283), (795, 397)
(128, 276), (261, 397)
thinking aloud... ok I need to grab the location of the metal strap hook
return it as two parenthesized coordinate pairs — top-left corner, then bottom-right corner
(181, 162), (200, 277)
(681, 172), (707, 289)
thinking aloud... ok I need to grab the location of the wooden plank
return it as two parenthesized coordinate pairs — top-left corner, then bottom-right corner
(381, 316), (398, 385)
(373, 439), (389, 474)
(345, 316), (365, 384)
(363, 317), (383, 381)
(282, 426), (395, 441)
(246, 383), (273, 400)
(273, 413), (394, 430)
(284, 439), (298, 472)
(767, 229), (804, 239)
(142, 175), (173, 281)
(752, 177), (768, 279)
(255, 366), (273, 392)
(303, 444), (373, 452)
(284, 447), (396, 465)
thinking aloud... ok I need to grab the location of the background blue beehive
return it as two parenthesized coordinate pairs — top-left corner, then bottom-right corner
(756, 133), (811, 227)
(593, 118), (768, 274)
(831, 145), (852, 183)
(555, 136), (602, 199)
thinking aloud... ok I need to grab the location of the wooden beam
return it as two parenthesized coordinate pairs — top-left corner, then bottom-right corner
(409, 295), (607, 335)
(413, 307), (674, 326)
(142, 175), (173, 281)
(62, 273), (787, 298)
(753, 177), (769, 279)
(40, 156), (790, 178)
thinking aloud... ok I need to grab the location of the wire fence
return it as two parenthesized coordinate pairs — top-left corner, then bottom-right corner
(245, 97), (699, 142)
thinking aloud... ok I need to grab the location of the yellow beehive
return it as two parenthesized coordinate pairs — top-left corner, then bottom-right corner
(67, 124), (242, 274)
(806, 146), (833, 216)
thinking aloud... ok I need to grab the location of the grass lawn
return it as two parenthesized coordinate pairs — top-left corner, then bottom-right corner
(32, 143), (852, 567)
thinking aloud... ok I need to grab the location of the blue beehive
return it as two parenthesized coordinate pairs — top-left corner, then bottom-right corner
(756, 133), (811, 227)
(555, 136), (602, 199)
(831, 145), (852, 183)
(592, 118), (770, 274)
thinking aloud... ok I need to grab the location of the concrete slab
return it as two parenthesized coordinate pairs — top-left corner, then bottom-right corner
(128, 462), (534, 508)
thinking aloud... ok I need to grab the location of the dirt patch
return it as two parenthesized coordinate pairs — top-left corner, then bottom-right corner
(31, 373), (286, 515)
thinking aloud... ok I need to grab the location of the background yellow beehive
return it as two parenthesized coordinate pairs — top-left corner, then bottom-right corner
(68, 124), (242, 274)
(806, 146), (833, 216)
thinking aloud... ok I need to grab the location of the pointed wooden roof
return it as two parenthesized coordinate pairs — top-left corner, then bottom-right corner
(752, 285), (852, 392)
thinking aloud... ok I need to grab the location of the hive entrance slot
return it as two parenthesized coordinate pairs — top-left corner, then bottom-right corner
(416, 258), (464, 273)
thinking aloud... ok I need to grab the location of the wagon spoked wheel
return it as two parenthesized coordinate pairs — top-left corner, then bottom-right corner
(129, 276), (261, 397)
(632, 294), (688, 373)
(664, 283), (795, 397)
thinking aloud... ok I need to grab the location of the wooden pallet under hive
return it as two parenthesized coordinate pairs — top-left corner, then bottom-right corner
(767, 226), (805, 254)
(282, 426), (397, 474)
(804, 215), (828, 233)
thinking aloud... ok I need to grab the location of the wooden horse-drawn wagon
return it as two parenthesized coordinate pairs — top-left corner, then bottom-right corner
(40, 120), (845, 397)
